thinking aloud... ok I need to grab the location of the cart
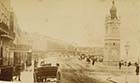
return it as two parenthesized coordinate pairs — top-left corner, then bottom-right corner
(34, 65), (61, 83)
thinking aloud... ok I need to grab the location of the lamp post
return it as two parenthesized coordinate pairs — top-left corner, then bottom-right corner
(138, 30), (140, 64)
(124, 41), (129, 83)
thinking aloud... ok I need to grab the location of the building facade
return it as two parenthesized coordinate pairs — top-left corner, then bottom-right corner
(104, 1), (121, 65)
(0, 0), (17, 81)
(0, 0), (16, 66)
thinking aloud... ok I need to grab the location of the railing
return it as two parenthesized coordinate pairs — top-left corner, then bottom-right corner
(0, 21), (15, 40)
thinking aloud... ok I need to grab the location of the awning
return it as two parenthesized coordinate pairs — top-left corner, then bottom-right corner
(1, 34), (14, 40)
(10, 44), (31, 53)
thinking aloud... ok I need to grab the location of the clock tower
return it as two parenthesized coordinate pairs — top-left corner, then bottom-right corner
(104, 0), (121, 65)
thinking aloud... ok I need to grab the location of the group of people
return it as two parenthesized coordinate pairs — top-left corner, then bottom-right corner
(119, 60), (139, 75)
(79, 55), (139, 75)
(86, 57), (97, 65)
(119, 61), (131, 69)
(79, 54), (105, 66)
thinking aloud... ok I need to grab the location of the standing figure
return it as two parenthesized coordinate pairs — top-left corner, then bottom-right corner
(119, 61), (122, 69)
(128, 61), (131, 67)
(92, 59), (95, 66)
(34, 60), (38, 68)
(15, 64), (21, 81)
(86, 57), (90, 64)
(135, 63), (139, 75)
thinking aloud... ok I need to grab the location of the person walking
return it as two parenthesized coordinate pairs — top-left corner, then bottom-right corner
(86, 57), (90, 64)
(119, 61), (122, 69)
(135, 63), (139, 75)
(128, 61), (132, 67)
(92, 59), (95, 66)
(15, 64), (21, 81)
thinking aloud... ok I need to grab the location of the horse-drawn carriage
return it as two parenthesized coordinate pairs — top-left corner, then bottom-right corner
(0, 64), (23, 81)
(34, 61), (61, 83)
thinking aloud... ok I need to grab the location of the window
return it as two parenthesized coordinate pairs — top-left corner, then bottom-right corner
(113, 42), (115, 46)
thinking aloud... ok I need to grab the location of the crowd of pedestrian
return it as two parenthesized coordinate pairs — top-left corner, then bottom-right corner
(118, 60), (139, 75)
(79, 54), (98, 66)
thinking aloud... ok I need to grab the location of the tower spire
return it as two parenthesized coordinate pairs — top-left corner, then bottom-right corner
(110, 0), (117, 19)
(112, 0), (115, 5)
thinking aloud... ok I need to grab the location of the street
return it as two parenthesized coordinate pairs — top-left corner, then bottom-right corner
(11, 55), (139, 83)
(59, 57), (109, 83)
(0, 0), (140, 83)
(59, 57), (139, 83)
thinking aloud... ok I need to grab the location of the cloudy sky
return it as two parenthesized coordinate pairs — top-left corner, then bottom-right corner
(11, 0), (140, 60)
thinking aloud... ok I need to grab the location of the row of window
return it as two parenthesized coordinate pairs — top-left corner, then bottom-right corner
(0, 14), (9, 26)
(0, 0), (10, 26)
(105, 42), (120, 46)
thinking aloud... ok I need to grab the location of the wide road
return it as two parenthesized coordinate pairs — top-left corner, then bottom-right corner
(57, 56), (109, 83)
(18, 55), (138, 83)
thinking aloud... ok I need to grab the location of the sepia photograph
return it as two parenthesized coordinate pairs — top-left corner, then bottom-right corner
(0, 0), (139, 83)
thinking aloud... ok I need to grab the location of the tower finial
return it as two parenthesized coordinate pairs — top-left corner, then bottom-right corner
(110, 0), (117, 19)
(112, 0), (115, 5)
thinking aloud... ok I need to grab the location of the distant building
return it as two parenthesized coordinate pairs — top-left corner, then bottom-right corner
(11, 12), (33, 67)
(104, 0), (121, 65)
(77, 47), (104, 61)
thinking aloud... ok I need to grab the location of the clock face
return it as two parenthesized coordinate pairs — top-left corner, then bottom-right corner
(112, 26), (119, 34)
(106, 22), (120, 36)
(113, 27), (116, 32)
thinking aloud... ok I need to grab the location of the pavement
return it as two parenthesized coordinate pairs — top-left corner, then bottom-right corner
(59, 56), (139, 83)
(97, 67), (139, 83)
(12, 66), (34, 83)
(79, 59), (139, 83)
(20, 68), (33, 82)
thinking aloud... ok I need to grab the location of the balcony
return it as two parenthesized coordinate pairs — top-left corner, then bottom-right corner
(0, 20), (16, 40)
(1, 31), (15, 40)
(0, 21), (9, 34)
